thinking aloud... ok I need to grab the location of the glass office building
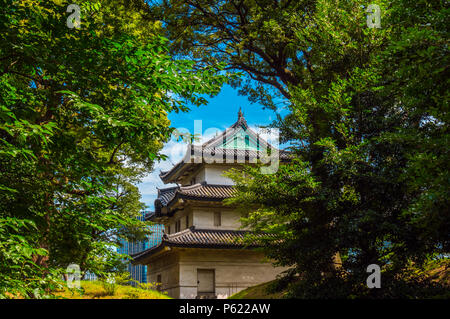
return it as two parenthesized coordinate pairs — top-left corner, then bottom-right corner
(117, 212), (164, 284)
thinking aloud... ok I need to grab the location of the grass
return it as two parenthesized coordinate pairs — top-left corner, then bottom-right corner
(52, 280), (172, 299)
(228, 280), (288, 299)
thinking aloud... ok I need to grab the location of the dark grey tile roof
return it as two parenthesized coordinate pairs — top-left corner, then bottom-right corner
(159, 147), (290, 179)
(159, 113), (291, 183)
(144, 211), (155, 221)
(158, 186), (178, 206)
(200, 147), (291, 161)
(201, 113), (267, 149)
(176, 183), (235, 200)
(131, 227), (263, 263)
(157, 183), (235, 209)
(166, 227), (254, 247)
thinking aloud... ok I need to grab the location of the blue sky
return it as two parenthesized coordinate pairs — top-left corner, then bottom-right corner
(137, 84), (287, 211)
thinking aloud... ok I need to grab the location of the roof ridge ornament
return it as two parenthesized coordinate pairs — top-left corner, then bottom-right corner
(238, 107), (243, 120)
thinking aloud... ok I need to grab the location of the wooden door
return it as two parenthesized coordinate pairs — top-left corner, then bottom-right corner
(197, 269), (215, 294)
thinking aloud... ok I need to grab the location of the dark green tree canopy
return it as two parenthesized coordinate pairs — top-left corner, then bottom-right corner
(143, 0), (318, 109)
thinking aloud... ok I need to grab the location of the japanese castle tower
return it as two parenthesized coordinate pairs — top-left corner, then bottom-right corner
(132, 109), (289, 299)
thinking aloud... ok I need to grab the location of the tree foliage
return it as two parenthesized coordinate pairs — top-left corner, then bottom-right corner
(0, 0), (228, 297)
(143, 0), (319, 109)
(146, 0), (450, 297)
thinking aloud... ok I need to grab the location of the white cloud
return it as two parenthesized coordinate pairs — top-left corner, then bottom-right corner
(138, 139), (187, 198)
(137, 124), (226, 209)
(137, 129), (195, 209)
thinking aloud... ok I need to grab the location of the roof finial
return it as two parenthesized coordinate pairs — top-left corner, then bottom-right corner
(238, 107), (243, 119)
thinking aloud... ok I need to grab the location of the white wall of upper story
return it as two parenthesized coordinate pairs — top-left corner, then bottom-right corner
(182, 164), (236, 186)
(164, 207), (242, 234)
(193, 208), (241, 230)
(164, 208), (192, 235)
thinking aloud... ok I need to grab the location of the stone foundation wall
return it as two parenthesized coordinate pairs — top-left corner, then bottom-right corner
(146, 248), (288, 299)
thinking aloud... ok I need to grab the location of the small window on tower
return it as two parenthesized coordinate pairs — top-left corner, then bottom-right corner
(186, 215), (189, 229)
(214, 211), (221, 227)
(167, 225), (171, 234)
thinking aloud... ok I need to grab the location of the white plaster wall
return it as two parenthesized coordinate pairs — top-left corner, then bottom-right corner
(180, 167), (206, 186)
(145, 248), (289, 299)
(195, 167), (206, 184)
(165, 209), (192, 234)
(192, 209), (241, 230)
(179, 287), (198, 299)
(204, 165), (235, 185)
(168, 222), (175, 234)
(146, 252), (180, 298)
(184, 165), (236, 185)
(178, 249), (287, 299)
